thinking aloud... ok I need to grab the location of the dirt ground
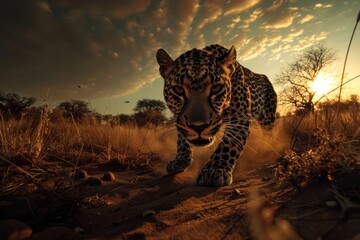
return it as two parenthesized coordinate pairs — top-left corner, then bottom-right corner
(1, 155), (360, 240)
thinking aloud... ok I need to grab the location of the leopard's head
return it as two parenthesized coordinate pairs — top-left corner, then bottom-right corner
(156, 46), (237, 146)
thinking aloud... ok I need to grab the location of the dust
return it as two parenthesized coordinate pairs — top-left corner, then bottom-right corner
(233, 121), (291, 178)
(142, 126), (176, 160)
(143, 121), (291, 181)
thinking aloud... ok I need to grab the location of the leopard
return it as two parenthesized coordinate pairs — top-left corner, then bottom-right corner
(156, 44), (277, 187)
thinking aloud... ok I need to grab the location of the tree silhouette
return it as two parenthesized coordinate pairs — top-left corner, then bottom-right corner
(0, 92), (36, 119)
(115, 114), (133, 125)
(133, 99), (166, 113)
(58, 100), (92, 121)
(275, 45), (335, 113)
(133, 99), (167, 126)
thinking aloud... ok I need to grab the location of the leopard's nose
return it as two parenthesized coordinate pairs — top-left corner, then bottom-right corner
(188, 123), (210, 135)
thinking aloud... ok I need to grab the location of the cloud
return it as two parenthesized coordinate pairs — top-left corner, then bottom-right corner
(238, 22), (311, 62)
(211, 27), (222, 44)
(52, 0), (152, 19)
(240, 8), (263, 28)
(224, 0), (261, 16)
(0, 0), (336, 106)
(224, 22), (238, 36)
(196, 0), (223, 29)
(0, 0), (200, 100)
(261, 9), (299, 29)
(270, 30), (327, 60)
(266, 0), (285, 12)
(315, 3), (333, 8)
(299, 14), (315, 24)
(268, 34), (282, 46)
(227, 34), (251, 49)
(232, 16), (241, 23)
(282, 29), (304, 42)
(271, 45), (284, 54)
(165, 0), (200, 52)
(296, 31), (328, 50)
(288, 7), (299, 11)
(239, 35), (269, 60)
(192, 33), (206, 48)
(238, 34), (283, 61)
(110, 0), (151, 19)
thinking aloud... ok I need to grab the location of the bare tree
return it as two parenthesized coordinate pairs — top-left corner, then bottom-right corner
(275, 45), (335, 113)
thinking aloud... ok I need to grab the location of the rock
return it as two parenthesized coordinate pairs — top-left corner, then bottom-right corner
(31, 226), (82, 240)
(102, 171), (116, 181)
(325, 200), (338, 207)
(142, 210), (156, 218)
(74, 169), (88, 180)
(74, 227), (85, 234)
(85, 176), (102, 186)
(0, 219), (32, 240)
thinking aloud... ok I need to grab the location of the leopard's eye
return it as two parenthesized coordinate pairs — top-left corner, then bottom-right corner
(173, 85), (185, 95)
(211, 84), (223, 94)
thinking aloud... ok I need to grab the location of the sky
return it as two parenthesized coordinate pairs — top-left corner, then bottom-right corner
(0, 0), (359, 115)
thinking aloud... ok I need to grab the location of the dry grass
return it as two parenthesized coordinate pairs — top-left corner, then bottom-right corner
(273, 102), (360, 191)
(0, 106), (177, 196)
(0, 104), (359, 240)
(279, 104), (360, 150)
(0, 106), (172, 164)
(274, 128), (358, 188)
(1, 102), (358, 185)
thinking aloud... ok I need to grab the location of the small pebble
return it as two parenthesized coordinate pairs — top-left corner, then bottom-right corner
(142, 210), (156, 218)
(85, 176), (102, 186)
(233, 189), (247, 197)
(102, 171), (116, 181)
(74, 169), (88, 180)
(0, 219), (32, 240)
(325, 200), (338, 207)
(74, 227), (85, 234)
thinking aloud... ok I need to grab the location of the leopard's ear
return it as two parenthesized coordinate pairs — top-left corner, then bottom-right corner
(218, 46), (237, 75)
(156, 49), (174, 79)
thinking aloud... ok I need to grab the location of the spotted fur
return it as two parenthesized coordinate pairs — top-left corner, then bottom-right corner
(156, 44), (277, 187)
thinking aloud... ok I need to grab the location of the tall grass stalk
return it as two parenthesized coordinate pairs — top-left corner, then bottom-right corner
(338, 10), (360, 102)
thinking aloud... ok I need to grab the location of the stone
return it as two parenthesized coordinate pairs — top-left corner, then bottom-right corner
(85, 176), (102, 186)
(102, 171), (116, 181)
(142, 210), (156, 218)
(74, 169), (88, 180)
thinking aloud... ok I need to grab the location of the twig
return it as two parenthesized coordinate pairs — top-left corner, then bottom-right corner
(0, 155), (36, 179)
(321, 187), (360, 238)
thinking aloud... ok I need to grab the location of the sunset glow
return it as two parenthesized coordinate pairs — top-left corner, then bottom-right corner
(310, 73), (336, 97)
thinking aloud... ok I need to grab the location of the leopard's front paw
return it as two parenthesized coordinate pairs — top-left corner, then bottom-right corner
(196, 168), (232, 187)
(166, 160), (189, 175)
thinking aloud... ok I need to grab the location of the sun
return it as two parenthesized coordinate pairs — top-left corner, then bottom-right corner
(310, 73), (335, 97)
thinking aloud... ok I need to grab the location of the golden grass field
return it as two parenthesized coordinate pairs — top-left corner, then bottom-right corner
(0, 104), (359, 239)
